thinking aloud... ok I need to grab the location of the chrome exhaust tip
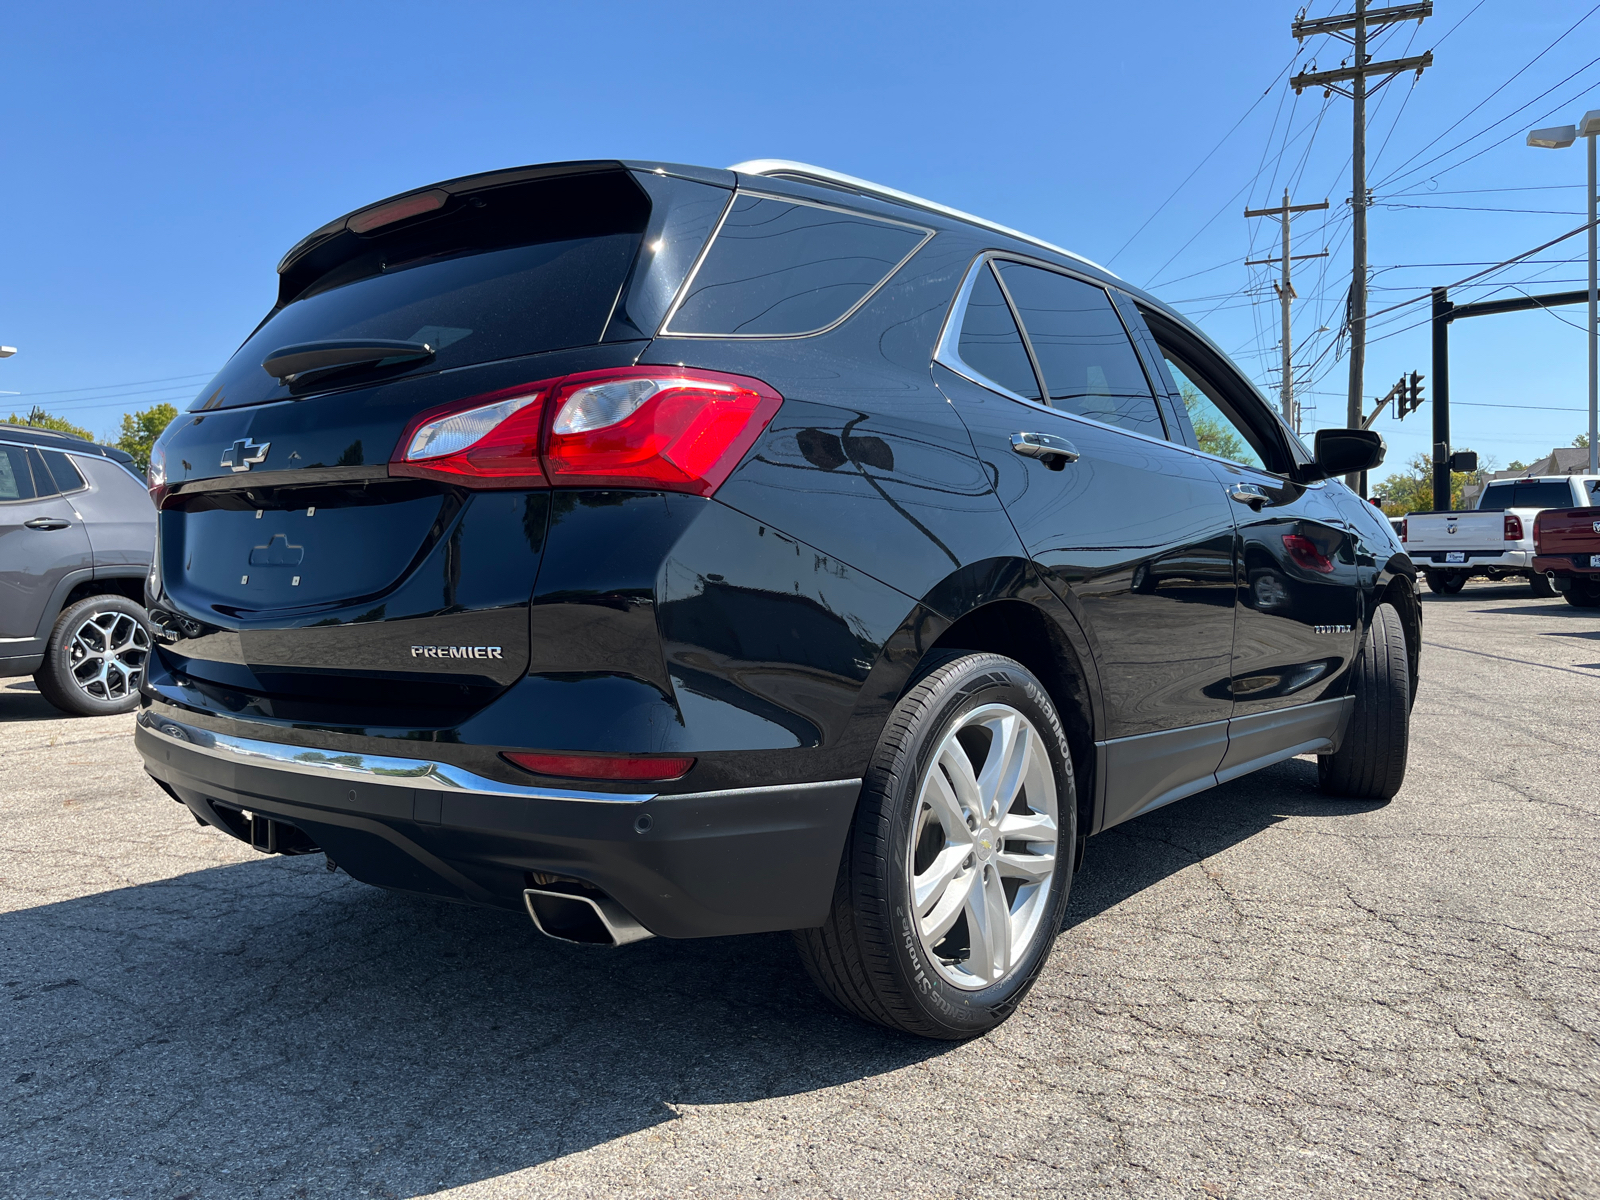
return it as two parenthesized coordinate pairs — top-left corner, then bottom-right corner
(523, 887), (654, 947)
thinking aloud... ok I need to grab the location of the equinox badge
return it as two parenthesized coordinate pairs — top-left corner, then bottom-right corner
(222, 438), (271, 472)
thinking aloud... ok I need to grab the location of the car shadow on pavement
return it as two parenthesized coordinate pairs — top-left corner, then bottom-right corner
(2, 755), (1382, 1198)
(0, 678), (69, 723)
(1067, 755), (1386, 928)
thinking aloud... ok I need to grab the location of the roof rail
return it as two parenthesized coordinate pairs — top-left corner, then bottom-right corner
(727, 159), (1116, 279)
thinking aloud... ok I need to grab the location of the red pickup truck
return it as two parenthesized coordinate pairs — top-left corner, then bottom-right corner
(1533, 508), (1600, 607)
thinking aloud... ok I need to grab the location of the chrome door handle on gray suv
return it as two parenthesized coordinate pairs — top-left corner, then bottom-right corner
(23, 517), (72, 531)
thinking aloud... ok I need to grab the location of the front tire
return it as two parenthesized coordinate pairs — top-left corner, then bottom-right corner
(1318, 602), (1410, 800)
(1424, 569), (1465, 595)
(795, 652), (1076, 1040)
(33, 595), (152, 717)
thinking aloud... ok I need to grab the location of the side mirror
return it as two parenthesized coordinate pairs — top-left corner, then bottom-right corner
(1306, 428), (1386, 481)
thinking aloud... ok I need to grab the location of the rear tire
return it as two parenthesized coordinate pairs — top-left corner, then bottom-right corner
(794, 652), (1076, 1040)
(1318, 603), (1409, 800)
(1564, 579), (1600, 608)
(1423, 570), (1465, 595)
(33, 595), (152, 717)
(1529, 572), (1558, 598)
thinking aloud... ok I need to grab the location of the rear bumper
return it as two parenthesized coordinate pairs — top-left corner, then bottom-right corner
(1533, 554), (1600, 577)
(136, 709), (858, 939)
(1414, 550), (1529, 570)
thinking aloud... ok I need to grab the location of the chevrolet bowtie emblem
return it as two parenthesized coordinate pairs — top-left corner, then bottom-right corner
(221, 438), (270, 473)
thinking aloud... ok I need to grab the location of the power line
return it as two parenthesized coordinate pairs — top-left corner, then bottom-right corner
(1106, 54), (1302, 266)
(1374, 2), (1600, 188)
(5, 371), (211, 399)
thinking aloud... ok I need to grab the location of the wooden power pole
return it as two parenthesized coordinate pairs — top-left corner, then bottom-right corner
(1292, 1), (1432, 487)
(1245, 190), (1328, 430)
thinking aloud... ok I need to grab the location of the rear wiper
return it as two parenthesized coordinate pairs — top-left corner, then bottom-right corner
(262, 339), (434, 385)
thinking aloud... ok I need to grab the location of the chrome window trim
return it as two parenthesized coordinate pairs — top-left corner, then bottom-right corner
(138, 711), (660, 804)
(729, 159), (1117, 279)
(656, 190), (935, 341)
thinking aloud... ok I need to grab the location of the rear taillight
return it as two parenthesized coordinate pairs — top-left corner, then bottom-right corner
(1504, 513), (1524, 540)
(1399, 518), (1407, 543)
(147, 441), (168, 507)
(503, 751), (696, 782)
(390, 367), (782, 495)
(1282, 533), (1335, 573)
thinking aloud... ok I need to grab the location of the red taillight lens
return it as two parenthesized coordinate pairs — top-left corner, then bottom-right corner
(1399, 518), (1407, 543)
(389, 367), (782, 496)
(391, 383), (549, 488)
(503, 751), (696, 782)
(1282, 533), (1335, 573)
(1504, 513), (1524, 540)
(544, 368), (783, 495)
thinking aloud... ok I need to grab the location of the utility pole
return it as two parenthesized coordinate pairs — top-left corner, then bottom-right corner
(1245, 189), (1328, 431)
(1292, 1), (1433, 489)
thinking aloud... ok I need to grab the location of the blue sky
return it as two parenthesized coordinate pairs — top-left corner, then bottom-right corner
(1, 0), (1597, 473)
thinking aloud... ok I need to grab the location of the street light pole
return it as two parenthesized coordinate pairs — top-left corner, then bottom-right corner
(1528, 111), (1600, 476)
(1588, 120), (1597, 474)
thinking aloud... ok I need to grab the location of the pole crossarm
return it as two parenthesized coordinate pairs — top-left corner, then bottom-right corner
(1243, 200), (1330, 217)
(1446, 288), (1591, 322)
(1292, 52), (1433, 94)
(1293, 2), (1431, 40)
(1245, 251), (1329, 266)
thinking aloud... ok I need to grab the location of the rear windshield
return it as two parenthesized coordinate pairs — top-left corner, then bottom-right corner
(194, 172), (649, 411)
(1479, 480), (1574, 510)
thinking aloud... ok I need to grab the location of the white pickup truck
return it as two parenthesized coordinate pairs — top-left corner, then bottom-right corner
(1402, 474), (1600, 595)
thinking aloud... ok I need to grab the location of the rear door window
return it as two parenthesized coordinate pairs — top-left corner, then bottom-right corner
(0, 446), (35, 501)
(956, 263), (1044, 402)
(993, 262), (1165, 437)
(663, 194), (931, 337)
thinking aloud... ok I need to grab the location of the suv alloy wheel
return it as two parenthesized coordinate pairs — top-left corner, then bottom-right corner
(796, 653), (1076, 1039)
(35, 595), (152, 716)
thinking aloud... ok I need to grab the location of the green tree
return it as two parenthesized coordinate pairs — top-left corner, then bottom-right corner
(1375, 451), (1480, 516)
(1176, 381), (1251, 462)
(1575, 432), (1590, 449)
(6, 407), (94, 441)
(115, 403), (179, 472)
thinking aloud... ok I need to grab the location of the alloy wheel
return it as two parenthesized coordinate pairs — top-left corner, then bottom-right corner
(68, 610), (150, 702)
(907, 702), (1059, 990)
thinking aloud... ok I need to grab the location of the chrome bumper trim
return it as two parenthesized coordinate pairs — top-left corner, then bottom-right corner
(136, 711), (658, 804)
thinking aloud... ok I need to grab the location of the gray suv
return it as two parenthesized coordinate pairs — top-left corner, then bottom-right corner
(0, 424), (156, 715)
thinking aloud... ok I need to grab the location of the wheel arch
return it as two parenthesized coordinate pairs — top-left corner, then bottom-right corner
(1376, 567), (1421, 707)
(919, 595), (1100, 848)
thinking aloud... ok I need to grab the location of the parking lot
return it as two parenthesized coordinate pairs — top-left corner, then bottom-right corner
(1, 580), (1595, 1200)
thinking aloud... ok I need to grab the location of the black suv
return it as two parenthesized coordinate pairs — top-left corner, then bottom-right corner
(1, 424), (155, 715)
(137, 159), (1416, 1039)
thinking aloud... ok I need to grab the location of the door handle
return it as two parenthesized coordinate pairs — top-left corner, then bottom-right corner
(23, 517), (71, 531)
(1228, 485), (1269, 510)
(1010, 431), (1079, 468)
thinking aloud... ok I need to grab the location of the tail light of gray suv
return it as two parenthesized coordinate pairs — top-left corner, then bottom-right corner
(136, 158), (1415, 1039)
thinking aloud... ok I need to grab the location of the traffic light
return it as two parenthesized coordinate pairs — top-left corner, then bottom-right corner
(1396, 371), (1425, 419)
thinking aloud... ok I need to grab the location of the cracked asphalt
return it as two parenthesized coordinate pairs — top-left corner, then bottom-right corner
(3, 579), (1597, 1199)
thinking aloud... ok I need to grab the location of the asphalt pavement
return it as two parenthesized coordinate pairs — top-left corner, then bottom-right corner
(3, 579), (1597, 1199)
